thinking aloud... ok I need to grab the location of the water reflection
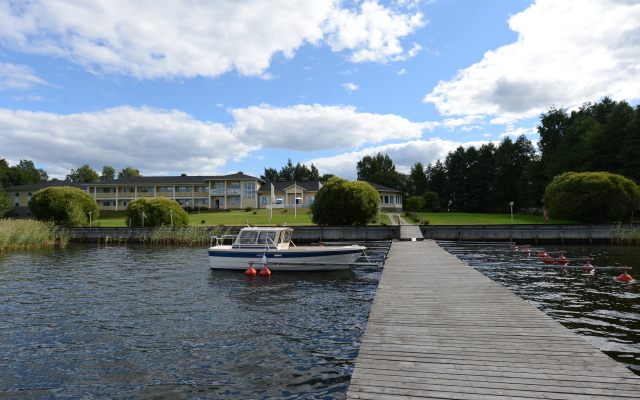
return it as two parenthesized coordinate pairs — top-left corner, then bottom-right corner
(0, 244), (380, 399)
(474, 244), (640, 375)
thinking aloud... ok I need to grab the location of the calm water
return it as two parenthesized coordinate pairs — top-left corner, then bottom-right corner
(474, 244), (640, 376)
(0, 244), (381, 399)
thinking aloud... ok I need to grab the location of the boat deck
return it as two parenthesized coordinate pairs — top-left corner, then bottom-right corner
(346, 240), (640, 399)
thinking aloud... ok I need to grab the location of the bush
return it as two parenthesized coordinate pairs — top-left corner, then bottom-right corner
(29, 186), (99, 227)
(125, 197), (189, 227)
(542, 171), (640, 223)
(406, 196), (425, 212)
(0, 188), (13, 218)
(406, 211), (420, 223)
(310, 177), (381, 225)
(422, 191), (440, 212)
(245, 207), (253, 212)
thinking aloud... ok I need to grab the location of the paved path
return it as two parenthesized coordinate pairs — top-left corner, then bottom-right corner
(346, 240), (640, 399)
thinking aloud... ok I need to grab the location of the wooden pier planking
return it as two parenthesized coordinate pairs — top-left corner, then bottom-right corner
(346, 240), (640, 399)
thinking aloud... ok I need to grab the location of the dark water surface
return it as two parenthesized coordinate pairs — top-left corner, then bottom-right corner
(474, 244), (640, 376)
(0, 244), (381, 399)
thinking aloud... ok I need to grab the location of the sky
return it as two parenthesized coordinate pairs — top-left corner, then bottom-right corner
(2, 0), (640, 180)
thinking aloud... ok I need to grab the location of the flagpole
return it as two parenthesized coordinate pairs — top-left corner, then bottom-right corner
(294, 181), (297, 218)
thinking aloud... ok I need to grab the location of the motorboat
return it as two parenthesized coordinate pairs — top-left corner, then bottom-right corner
(208, 227), (366, 271)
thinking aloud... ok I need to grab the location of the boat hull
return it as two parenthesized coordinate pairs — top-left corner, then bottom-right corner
(208, 246), (365, 271)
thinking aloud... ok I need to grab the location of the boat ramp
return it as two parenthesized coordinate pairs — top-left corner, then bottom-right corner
(346, 239), (640, 399)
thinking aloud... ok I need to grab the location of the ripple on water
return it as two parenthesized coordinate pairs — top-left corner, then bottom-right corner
(0, 244), (381, 399)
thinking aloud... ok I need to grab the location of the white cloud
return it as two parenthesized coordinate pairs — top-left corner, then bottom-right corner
(0, 63), (49, 89)
(307, 138), (489, 179)
(0, 106), (253, 177)
(483, 133), (492, 137)
(232, 104), (435, 152)
(0, 0), (424, 79)
(424, 0), (640, 119)
(343, 82), (359, 91)
(499, 125), (537, 138)
(397, 69), (406, 75)
(12, 94), (44, 101)
(441, 115), (485, 128)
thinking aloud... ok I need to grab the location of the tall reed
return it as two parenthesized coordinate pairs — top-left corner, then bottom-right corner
(0, 219), (70, 251)
(148, 226), (225, 246)
(610, 223), (640, 245)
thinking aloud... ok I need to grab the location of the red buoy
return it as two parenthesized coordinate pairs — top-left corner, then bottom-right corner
(258, 268), (271, 276)
(538, 252), (548, 258)
(245, 267), (257, 275)
(542, 257), (555, 265)
(582, 259), (595, 274)
(617, 273), (634, 281)
(556, 254), (569, 266)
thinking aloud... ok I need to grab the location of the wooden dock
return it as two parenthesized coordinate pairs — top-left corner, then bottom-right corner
(346, 240), (640, 399)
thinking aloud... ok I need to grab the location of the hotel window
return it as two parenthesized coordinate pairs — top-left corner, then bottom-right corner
(230, 197), (241, 206)
(15, 193), (19, 198)
(158, 187), (173, 192)
(243, 182), (256, 198)
(15, 202), (19, 207)
(230, 182), (240, 189)
(101, 201), (115, 206)
(139, 187), (154, 193)
(177, 199), (190, 205)
(260, 196), (269, 205)
(396, 196), (402, 204)
(196, 199), (209, 205)
(100, 187), (115, 193)
(214, 182), (224, 189)
(122, 187), (134, 193)
(195, 186), (207, 192)
(176, 186), (190, 192)
(275, 196), (283, 204)
(121, 200), (129, 207)
(306, 196), (315, 204)
(27, 192), (32, 201)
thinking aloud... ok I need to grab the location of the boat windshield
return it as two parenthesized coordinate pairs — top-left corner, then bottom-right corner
(257, 231), (277, 245)
(238, 231), (258, 244)
(281, 230), (292, 244)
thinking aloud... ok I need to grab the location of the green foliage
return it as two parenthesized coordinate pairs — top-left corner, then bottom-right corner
(311, 177), (381, 225)
(356, 152), (396, 181)
(118, 166), (141, 179)
(407, 162), (428, 197)
(0, 219), (69, 251)
(261, 159), (321, 181)
(100, 166), (116, 181)
(0, 188), (13, 217)
(125, 197), (189, 227)
(1, 159), (48, 188)
(29, 186), (99, 227)
(66, 164), (100, 183)
(406, 196), (425, 211)
(422, 191), (440, 212)
(542, 171), (640, 223)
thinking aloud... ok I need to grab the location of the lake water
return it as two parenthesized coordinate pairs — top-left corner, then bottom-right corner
(474, 244), (640, 376)
(0, 244), (381, 399)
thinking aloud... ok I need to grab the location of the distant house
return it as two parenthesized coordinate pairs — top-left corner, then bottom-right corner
(5, 172), (404, 216)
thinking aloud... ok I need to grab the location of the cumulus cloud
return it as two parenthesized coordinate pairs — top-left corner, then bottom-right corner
(307, 138), (489, 179)
(0, 0), (424, 79)
(343, 82), (359, 91)
(231, 104), (435, 152)
(0, 63), (49, 89)
(424, 0), (640, 119)
(0, 106), (253, 177)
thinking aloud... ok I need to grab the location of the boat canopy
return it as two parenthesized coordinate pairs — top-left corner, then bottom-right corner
(232, 227), (294, 249)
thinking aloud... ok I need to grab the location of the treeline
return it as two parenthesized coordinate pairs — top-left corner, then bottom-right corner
(261, 159), (334, 182)
(362, 97), (640, 214)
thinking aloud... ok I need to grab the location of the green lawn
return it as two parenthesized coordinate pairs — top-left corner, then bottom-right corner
(96, 209), (577, 227)
(402, 212), (577, 225)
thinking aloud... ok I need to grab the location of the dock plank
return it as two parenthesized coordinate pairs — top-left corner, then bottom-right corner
(346, 240), (640, 399)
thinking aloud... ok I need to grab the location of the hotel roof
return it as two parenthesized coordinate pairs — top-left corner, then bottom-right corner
(4, 180), (87, 191)
(86, 172), (263, 186)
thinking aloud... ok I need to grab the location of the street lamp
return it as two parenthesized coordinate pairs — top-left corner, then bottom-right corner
(170, 209), (173, 227)
(88, 212), (92, 227)
(448, 200), (452, 212)
(510, 202), (514, 224)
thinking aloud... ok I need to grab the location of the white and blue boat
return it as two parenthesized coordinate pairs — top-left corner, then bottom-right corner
(208, 227), (366, 271)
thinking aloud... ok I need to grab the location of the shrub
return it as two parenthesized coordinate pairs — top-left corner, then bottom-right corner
(543, 171), (640, 223)
(310, 177), (381, 225)
(245, 207), (253, 212)
(29, 186), (99, 227)
(125, 197), (189, 227)
(406, 196), (425, 212)
(201, 219), (206, 224)
(422, 191), (440, 212)
(253, 210), (257, 214)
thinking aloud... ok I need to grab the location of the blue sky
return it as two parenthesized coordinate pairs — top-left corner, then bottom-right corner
(2, 0), (639, 180)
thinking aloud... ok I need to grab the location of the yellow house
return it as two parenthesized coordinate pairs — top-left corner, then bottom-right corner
(5, 172), (404, 215)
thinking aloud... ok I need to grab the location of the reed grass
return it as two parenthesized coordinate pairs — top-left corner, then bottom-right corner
(610, 223), (640, 245)
(0, 219), (70, 251)
(147, 225), (225, 246)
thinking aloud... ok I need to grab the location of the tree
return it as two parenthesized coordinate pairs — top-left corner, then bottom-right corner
(310, 177), (381, 225)
(406, 196), (425, 212)
(542, 171), (640, 223)
(368, 170), (406, 191)
(4, 159), (47, 187)
(407, 162), (428, 197)
(66, 164), (100, 183)
(426, 160), (447, 208)
(100, 166), (116, 181)
(29, 186), (99, 227)
(422, 191), (440, 212)
(0, 187), (13, 217)
(125, 197), (189, 227)
(260, 159), (322, 181)
(356, 152), (395, 180)
(0, 158), (9, 188)
(118, 166), (141, 179)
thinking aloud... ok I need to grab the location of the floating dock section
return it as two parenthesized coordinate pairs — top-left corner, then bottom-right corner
(347, 240), (640, 399)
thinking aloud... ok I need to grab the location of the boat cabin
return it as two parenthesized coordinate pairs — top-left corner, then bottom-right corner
(212, 227), (294, 250)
